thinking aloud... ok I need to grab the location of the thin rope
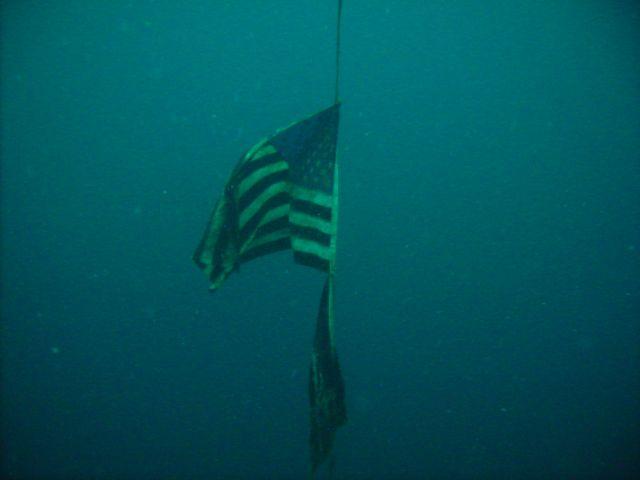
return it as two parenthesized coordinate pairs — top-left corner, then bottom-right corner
(334, 0), (343, 104)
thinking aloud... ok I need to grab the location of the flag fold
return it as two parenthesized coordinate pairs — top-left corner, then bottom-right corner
(309, 276), (346, 475)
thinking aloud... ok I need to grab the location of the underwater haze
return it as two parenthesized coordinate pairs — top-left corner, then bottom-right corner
(2, 1), (639, 478)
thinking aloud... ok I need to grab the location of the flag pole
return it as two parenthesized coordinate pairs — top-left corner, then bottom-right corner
(334, 0), (343, 104)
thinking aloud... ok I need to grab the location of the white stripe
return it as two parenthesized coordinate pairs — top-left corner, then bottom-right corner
(289, 211), (332, 235)
(241, 207), (290, 249)
(258, 204), (289, 228)
(238, 182), (289, 228)
(291, 237), (331, 260)
(291, 185), (332, 208)
(237, 160), (288, 197)
(250, 144), (276, 161)
(244, 140), (272, 161)
(245, 228), (290, 251)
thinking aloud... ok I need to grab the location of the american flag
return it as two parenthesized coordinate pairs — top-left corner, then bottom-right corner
(193, 103), (345, 474)
(194, 103), (340, 289)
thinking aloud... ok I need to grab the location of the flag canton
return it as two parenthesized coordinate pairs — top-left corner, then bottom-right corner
(270, 104), (339, 194)
(290, 130), (336, 192)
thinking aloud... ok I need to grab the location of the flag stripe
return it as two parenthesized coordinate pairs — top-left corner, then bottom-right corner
(246, 223), (290, 250)
(248, 144), (276, 161)
(290, 211), (332, 235)
(246, 217), (290, 249)
(239, 192), (290, 240)
(239, 182), (289, 228)
(242, 138), (270, 161)
(194, 197), (234, 272)
(238, 169), (289, 213)
(291, 199), (332, 222)
(294, 251), (329, 272)
(237, 160), (288, 198)
(241, 236), (291, 264)
(254, 215), (289, 238)
(235, 150), (280, 180)
(292, 186), (333, 208)
(291, 224), (331, 247)
(292, 237), (331, 261)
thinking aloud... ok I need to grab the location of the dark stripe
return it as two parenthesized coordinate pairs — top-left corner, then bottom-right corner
(237, 169), (289, 212)
(291, 224), (331, 247)
(235, 151), (282, 180)
(291, 199), (332, 221)
(294, 251), (329, 272)
(193, 198), (225, 270)
(253, 215), (289, 240)
(193, 196), (235, 278)
(240, 237), (291, 264)
(239, 192), (290, 242)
